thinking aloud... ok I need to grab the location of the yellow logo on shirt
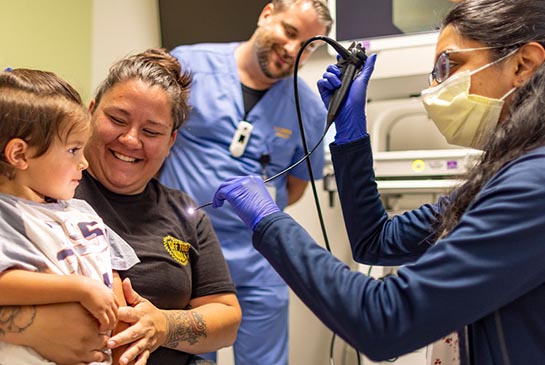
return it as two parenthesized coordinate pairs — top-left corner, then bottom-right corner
(163, 235), (191, 266)
(274, 126), (292, 139)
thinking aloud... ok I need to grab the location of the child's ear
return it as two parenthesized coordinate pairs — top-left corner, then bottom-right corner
(4, 138), (30, 170)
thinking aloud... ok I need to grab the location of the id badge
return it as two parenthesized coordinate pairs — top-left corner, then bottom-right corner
(229, 121), (253, 157)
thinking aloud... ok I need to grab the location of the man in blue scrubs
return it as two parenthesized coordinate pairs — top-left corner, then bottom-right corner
(159, 1), (332, 363)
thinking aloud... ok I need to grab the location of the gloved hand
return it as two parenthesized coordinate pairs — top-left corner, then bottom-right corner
(317, 53), (377, 144)
(213, 175), (280, 230)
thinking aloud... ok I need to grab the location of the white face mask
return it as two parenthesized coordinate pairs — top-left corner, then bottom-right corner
(421, 50), (517, 149)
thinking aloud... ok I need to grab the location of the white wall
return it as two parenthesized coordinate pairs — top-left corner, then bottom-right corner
(91, 0), (162, 98)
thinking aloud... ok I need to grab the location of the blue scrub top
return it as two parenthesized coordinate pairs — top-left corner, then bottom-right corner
(160, 42), (326, 286)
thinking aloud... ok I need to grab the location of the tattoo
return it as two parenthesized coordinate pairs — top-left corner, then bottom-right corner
(164, 310), (207, 348)
(0, 306), (36, 336)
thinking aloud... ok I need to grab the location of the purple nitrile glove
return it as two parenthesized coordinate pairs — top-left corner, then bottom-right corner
(317, 53), (377, 144)
(212, 175), (280, 230)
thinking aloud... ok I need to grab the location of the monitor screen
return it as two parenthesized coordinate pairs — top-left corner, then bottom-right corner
(330, 0), (454, 52)
(158, 0), (269, 51)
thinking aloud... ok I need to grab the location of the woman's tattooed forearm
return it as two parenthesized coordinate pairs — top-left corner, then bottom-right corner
(0, 306), (36, 336)
(164, 310), (207, 348)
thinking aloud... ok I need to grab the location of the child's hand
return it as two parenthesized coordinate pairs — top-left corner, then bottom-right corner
(79, 277), (119, 333)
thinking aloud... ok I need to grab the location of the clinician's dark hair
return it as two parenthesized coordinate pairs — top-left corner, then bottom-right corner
(437, 0), (545, 237)
(0, 69), (89, 179)
(92, 48), (192, 131)
(271, 0), (333, 35)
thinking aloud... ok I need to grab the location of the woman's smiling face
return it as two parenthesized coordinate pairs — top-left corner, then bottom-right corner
(85, 79), (176, 195)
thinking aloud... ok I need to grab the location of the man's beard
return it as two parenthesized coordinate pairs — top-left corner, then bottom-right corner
(255, 34), (294, 80)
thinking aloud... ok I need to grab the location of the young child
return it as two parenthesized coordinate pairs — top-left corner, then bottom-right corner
(0, 68), (139, 364)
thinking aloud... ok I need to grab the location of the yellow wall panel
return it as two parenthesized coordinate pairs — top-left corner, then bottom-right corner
(0, 0), (92, 101)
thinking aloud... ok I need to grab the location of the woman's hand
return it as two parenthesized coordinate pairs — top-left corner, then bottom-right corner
(8, 303), (109, 364)
(317, 53), (377, 144)
(107, 278), (167, 365)
(212, 175), (280, 229)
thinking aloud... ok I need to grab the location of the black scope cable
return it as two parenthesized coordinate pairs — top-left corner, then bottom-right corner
(291, 35), (333, 252)
(293, 35), (362, 365)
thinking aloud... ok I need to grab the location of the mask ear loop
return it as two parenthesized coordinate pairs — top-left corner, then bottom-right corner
(500, 87), (517, 101)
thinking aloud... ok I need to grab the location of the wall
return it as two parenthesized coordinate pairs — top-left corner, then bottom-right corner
(0, 0), (161, 103)
(0, 0), (92, 101)
(91, 0), (161, 99)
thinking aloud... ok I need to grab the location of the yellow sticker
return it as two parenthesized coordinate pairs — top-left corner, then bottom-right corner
(163, 235), (191, 266)
(412, 159), (425, 172)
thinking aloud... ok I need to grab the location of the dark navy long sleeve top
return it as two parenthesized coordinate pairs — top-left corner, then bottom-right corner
(252, 137), (545, 363)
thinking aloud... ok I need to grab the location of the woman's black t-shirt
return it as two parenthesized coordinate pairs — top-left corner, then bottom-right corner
(76, 171), (235, 364)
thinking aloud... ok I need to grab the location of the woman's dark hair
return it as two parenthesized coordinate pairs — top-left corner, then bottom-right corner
(437, 0), (545, 237)
(92, 48), (192, 132)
